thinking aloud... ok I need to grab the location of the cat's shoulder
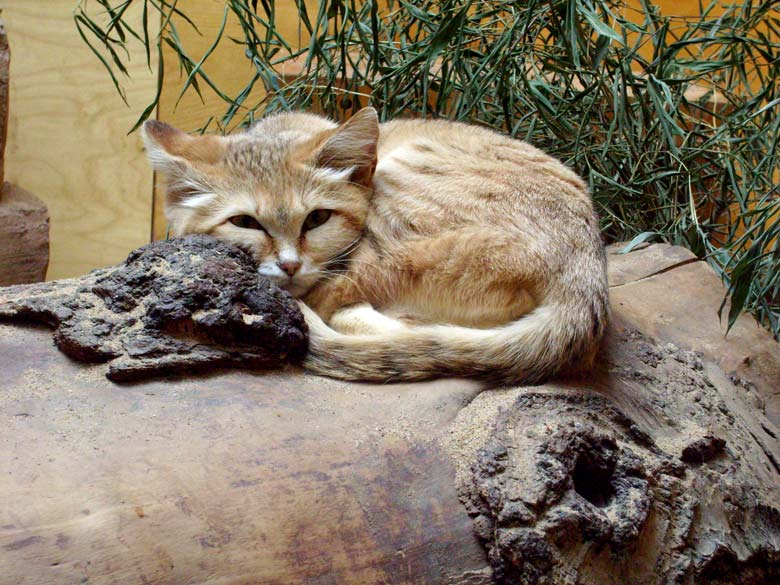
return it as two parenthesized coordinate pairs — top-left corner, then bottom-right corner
(246, 111), (337, 137)
(380, 116), (491, 136)
(378, 117), (538, 157)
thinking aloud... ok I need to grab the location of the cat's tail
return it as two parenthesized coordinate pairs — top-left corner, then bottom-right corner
(299, 293), (608, 385)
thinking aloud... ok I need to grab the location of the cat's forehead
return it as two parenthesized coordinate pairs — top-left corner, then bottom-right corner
(225, 135), (296, 178)
(220, 113), (336, 183)
(220, 134), (328, 211)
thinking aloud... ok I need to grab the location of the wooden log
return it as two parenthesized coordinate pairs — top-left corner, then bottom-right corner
(0, 242), (778, 584)
(0, 182), (49, 285)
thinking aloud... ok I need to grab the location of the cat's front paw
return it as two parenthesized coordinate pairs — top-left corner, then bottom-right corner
(328, 303), (407, 335)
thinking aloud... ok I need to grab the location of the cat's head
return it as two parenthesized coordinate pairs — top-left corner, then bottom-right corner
(141, 108), (379, 297)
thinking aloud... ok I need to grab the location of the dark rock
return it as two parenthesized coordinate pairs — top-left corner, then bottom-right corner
(0, 235), (307, 380)
(681, 434), (726, 463)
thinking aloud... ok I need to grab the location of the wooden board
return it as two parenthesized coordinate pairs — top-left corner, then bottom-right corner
(2, 0), (158, 279)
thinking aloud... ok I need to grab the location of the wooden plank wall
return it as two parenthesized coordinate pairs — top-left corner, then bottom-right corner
(1, 0), (715, 276)
(2, 0), (158, 279)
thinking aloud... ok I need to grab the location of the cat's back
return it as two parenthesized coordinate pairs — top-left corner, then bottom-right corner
(372, 118), (592, 234)
(376, 118), (586, 196)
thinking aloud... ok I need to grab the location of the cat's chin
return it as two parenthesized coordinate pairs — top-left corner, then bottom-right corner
(276, 277), (319, 299)
(282, 272), (324, 299)
(258, 271), (315, 298)
(283, 283), (311, 298)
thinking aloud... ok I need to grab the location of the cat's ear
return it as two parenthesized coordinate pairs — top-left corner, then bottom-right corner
(141, 120), (225, 173)
(141, 121), (226, 213)
(315, 107), (379, 186)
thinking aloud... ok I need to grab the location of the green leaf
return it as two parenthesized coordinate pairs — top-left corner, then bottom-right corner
(619, 231), (662, 254)
(579, 3), (623, 44)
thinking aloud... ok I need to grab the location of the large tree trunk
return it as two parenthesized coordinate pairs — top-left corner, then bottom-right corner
(0, 240), (778, 584)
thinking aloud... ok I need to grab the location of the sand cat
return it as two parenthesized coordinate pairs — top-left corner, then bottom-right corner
(142, 107), (608, 384)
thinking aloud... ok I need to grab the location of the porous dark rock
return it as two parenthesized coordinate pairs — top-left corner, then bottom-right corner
(681, 434), (726, 463)
(0, 235), (307, 380)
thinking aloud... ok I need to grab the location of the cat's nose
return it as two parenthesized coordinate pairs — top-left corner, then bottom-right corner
(277, 260), (301, 277)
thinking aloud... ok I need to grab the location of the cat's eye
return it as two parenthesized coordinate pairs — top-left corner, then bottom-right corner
(303, 209), (332, 231)
(229, 215), (265, 231)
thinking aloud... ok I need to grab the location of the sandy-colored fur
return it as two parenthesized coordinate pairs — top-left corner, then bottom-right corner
(142, 108), (608, 384)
